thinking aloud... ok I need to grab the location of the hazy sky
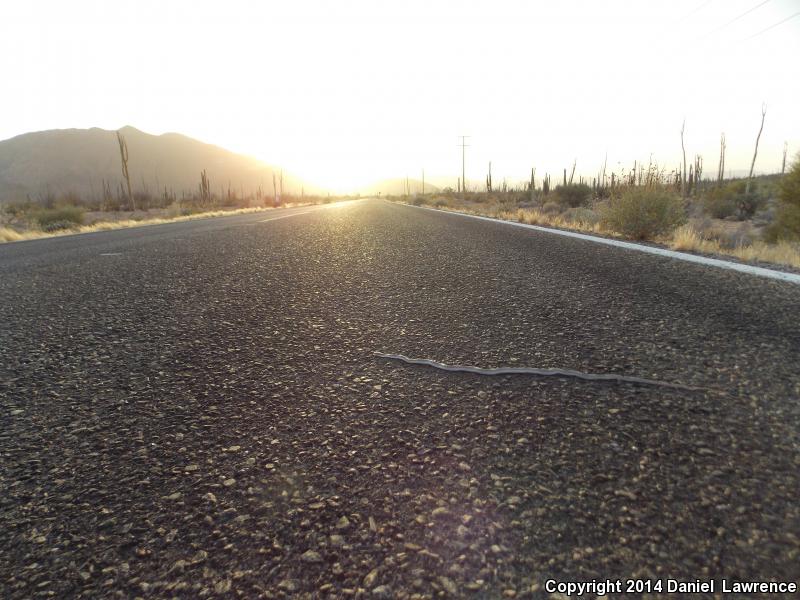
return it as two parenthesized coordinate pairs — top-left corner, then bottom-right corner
(2, 0), (799, 192)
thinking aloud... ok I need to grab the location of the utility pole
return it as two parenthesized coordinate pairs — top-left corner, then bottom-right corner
(458, 136), (470, 195)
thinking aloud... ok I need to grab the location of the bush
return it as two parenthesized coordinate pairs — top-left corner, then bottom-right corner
(541, 201), (562, 215)
(563, 207), (599, 226)
(703, 180), (764, 220)
(601, 188), (686, 240)
(764, 154), (800, 241)
(3, 200), (33, 217)
(31, 206), (85, 230)
(554, 183), (591, 208)
(703, 187), (738, 219)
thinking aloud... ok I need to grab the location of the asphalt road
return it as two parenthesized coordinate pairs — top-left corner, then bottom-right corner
(1, 199), (799, 598)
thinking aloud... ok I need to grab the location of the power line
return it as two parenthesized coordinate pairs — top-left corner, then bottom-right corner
(699, 0), (770, 40)
(743, 10), (800, 40)
(675, 0), (714, 24)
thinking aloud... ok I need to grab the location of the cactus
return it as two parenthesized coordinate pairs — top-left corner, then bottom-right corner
(199, 169), (211, 205)
(116, 131), (134, 211)
(529, 167), (536, 202)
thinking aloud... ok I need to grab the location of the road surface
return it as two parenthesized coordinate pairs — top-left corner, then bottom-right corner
(2, 199), (799, 598)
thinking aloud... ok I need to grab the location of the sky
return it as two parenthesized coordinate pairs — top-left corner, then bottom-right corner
(1, 0), (799, 192)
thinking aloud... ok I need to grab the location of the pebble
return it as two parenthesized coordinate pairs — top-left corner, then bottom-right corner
(336, 516), (351, 529)
(301, 549), (323, 563)
(438, 576), (458, 594)
(363, 567), (379, 587)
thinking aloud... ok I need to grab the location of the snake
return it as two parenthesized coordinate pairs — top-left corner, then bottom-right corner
(374, 352), (708, 392)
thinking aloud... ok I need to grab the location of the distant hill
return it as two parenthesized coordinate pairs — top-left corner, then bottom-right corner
(360, 178), (440, 196)
(0, 126), (320, 204)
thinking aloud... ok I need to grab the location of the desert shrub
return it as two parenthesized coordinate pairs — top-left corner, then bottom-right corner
(3, 200), (33, 217)
(489, 197), (518, 214)
(704, 223), (754, 249)
(433, 197), (448, 208)
(704, 180), (764, 220)
(133, 191), (154, 211)
(410, 196), (425, 206)
(703, 187), (738, 219)
(721, 224), (754, 249)
(738, 194), (762, 219)
(541, 201), (562, 215)
(601, 188), (686, 240)
(554, 183), (591, 208)
(563, 206), (599, 226)
(31, 206), (85, 230)
(764, 154), (800, 241)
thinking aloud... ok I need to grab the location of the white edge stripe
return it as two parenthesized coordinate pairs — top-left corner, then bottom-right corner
(258, 211), (312, 222)
(407, 203), (800, 285)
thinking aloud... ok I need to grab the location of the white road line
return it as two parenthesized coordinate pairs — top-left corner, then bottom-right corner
(99, 252), (122, 256)
(408, 204), (800, 285)
(258, 211), (313, 223)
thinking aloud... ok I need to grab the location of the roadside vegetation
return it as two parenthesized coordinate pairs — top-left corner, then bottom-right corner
(400, 158), (800, 269)
(0, 170), (350, 243)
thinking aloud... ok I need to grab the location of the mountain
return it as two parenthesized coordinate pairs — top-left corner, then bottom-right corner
(0, 126), (320, 204)
(359, 178), (440, 196)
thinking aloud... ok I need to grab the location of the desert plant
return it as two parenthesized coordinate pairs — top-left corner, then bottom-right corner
(765, 154), (800, 241)
(563, 207), (599, 226)
(703, 186), (738, 219)
(116, 131), (134, 210)
(717, 133), (726, 186)
(554, 183), (591, 208)
(745, 104), (766, 195)
(702, 180), (763, 220)
(541, 201), (562, 215)
(31, 206), (85, 231)
(601, 188), (685, 240)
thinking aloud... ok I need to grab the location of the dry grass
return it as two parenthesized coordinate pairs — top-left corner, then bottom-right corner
(0, 227), (27, 242)
(507, 208), (604, 235)
(409, 198), (800, 271)
(671, 225), (800, 269)
(0, 203), (315, 245)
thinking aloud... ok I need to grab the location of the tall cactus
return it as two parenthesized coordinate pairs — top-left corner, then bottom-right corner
(694, 155), (703, 197)
(116, 131), (134, 211)
(199, 169), (211, 205)
(529, 167), (535, 202)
